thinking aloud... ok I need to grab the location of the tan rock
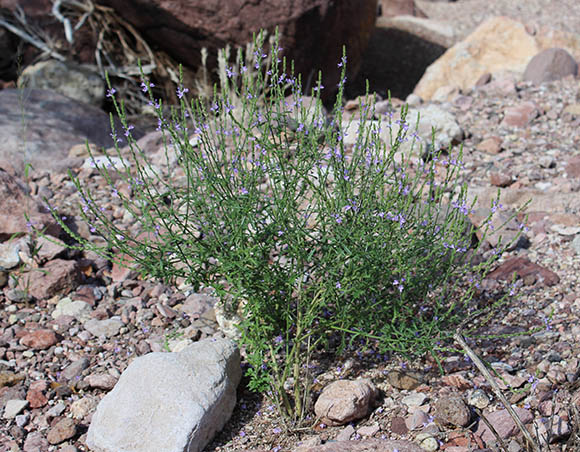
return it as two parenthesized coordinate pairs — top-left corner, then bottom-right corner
(414, 16), (580, 101)
(476, 136), (503, 154)
(414, 17), (538, 100)
(47, 417), (77, 445)
(314, 379), (378, 426)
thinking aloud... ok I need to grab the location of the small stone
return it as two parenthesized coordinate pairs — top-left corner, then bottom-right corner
(314, 379), (378, 426)
(47, 417), (77, 445)
(46, 402), (67, 418)
(534, 415), (570, 443)
(392, 415), (410, 435)
(3, 399), (29, 419)
(60, 358), (90, 381)
(476, 136), (503, 154)
(475, 407), (533, 444)
(501, 101), (539, 128)
(26, 388), (48, 408)
(402, 392), (427, 407)
(387, 370), (422, 390)
(20, 329), (59, 350)
(406, 409), (431, 431)
(59, 445), (79, 452)
(23, 431), (49, 452)
(0, 371), (26, 388)
(335, 424), (355, 441)
(83, 317), (123, 338)
(440, 373), (472, 390)
(490, 172), (513, 187)
(16, 413), (30, 427)
(416, 433), (439, 451)
(70, 396), (99, 420)
(468, 389), (490, 409)
(357, 423), (380, 437)
(434, 395), (471, 427)
(52, 297), (92, 322)
(84, 373), (117, 390)
(538, 156), (556, 169)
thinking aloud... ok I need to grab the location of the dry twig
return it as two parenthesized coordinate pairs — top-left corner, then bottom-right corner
(453, 332), (541, 452)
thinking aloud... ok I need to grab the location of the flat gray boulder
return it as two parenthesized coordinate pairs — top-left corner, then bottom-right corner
(86, 337), (241, 452)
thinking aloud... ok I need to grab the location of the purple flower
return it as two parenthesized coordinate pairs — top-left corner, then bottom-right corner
(106, 88), (116, 98)
(176, 86), (189, 99)
(141, 81), (154, 93)
(123, 124), (134, 137)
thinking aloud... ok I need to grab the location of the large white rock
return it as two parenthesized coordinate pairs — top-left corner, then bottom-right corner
(86, 337), (241, 452)
(342, 103), (462, 156)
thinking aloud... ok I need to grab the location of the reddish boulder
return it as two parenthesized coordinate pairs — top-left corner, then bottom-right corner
(96, 0), (377, 99)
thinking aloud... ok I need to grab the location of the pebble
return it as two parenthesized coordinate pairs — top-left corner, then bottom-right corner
(70, 396), (99, 419)
(434, 396), (471, 427)
(406, 409), (430, 431)
(387, 370), (422, 390)
(83, 317), (123, 338)
(19, 329), (59, 350)
(83, 373), (117, 390)
(47, 417), (77, 444)
(60, 358), (90, 381)
(46, 402), (67, 418)
(15, 413), (30, 427)
(334, 424), (355, 441)
(467, 389), (490, 409)
(3, 399), (29, 419)
(52, 297), (92, 322)
(357, 423), (380, 436)
(402, 392), (427, 407)
(416, 432), (439, 451)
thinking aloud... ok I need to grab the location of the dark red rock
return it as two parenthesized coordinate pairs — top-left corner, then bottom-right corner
(96, 0), (376, 101)
(523, 48), (578, 85)
(19, 329), (59, 350)
(17, 259), (81, 300)
(26, 388), (48, 408)
(486, 256), (560, 287)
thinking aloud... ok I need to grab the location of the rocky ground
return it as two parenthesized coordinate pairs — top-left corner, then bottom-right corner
(2, 2), (580, 452)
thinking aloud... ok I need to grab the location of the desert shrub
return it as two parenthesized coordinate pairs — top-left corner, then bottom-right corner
(46, 31), (524, 426)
